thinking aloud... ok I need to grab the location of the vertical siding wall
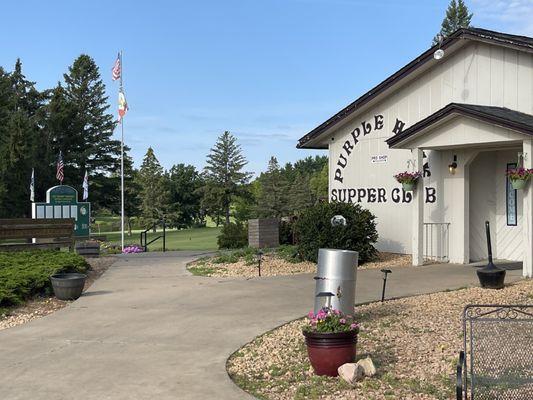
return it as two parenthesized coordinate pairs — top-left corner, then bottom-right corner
(328, 42), (533, 254)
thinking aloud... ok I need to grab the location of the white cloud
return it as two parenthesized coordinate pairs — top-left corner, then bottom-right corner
(471, 0), (533, 36)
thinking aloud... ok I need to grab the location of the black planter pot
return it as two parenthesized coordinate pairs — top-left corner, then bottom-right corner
(50, 273), (87, 300)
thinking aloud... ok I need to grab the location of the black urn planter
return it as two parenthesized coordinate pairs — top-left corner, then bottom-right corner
(50, 273), (87, 300)
(477, 221), (506, 289)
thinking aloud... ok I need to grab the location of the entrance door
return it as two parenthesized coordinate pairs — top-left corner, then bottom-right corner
(469, 150), (523, 262)
(469, 152), (496, 262)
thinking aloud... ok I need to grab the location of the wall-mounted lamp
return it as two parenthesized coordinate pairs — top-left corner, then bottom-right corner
(434, 34), (445, 60)
(448, 155), (458, 174)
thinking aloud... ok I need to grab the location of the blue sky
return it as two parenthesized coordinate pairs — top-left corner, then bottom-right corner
(1, 0), (532, 176)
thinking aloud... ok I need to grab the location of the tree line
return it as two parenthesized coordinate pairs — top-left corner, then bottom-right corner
(135, 131), (328, 232)
(0, 55), (131, 218)
(0, 56), (327, 231)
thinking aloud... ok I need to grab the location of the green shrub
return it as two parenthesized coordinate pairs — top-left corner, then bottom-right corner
(279, 220), (296, 245)
(293, 202), (378, 263)
(217, 222), (248, 249)
(276, 244), (301, 263)
(0, 250), (89, 307)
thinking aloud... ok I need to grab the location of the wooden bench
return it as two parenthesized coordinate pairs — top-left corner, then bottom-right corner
(0, 218), (75, 251)
(456, 304), (533, 399)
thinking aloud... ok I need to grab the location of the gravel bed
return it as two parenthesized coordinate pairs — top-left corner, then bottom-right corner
(227, 279), (532, 400)
(190, 252), (411, 278)
(0, 256), (116, 331)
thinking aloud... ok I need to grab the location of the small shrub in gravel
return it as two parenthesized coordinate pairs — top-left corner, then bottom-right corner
(276, 245), (301, 263)
(0, 251), (89, 307)
(294, 202), (378, 263)
(217, 222), (248, 249)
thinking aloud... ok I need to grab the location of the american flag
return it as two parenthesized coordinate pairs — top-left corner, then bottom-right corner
(56, 151), (64, 183)
(112, 53), (121, 81)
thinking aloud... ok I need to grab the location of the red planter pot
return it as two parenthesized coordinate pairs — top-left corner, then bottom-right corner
(303, 330), (358, 376)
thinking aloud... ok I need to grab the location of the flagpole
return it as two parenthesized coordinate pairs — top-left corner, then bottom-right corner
(120, 50), (125, 251)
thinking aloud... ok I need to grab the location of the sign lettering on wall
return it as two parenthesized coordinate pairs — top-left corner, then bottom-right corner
(331, 187), (436, 204)
(370, 155), (388, 164)
(334, 114), (406, 183)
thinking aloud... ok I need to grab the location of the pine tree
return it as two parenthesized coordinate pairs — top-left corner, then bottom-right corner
(137, 147), (169, 226)
(289, 173), (315, 215)
(0, 60), (47, 217)
(203, 131), (252, 224)
(433, 0), (473, 45)
(58, 54), (122, 210)
(256, 156), (288, 218)
(167, 163), (204, 228)
(309, 164), (329, 201)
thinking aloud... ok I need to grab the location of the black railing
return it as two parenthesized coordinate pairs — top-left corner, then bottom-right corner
(140, 219), (166, 252)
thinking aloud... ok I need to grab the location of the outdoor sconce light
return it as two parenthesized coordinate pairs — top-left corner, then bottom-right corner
(316, 291), (335, 309)
(434, 34), (445, 60)
(448, 155), (458, 175)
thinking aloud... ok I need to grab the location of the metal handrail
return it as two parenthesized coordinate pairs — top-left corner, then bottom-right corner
(140, 219), (166, 252)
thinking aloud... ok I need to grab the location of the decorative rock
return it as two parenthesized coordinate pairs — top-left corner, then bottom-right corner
(338, 363), (365, 385)
(356, 357), (376, 377)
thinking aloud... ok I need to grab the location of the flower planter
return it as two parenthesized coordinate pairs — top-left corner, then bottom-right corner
(511, 179), (527, 190)
(50, 273), (87, 300)
(402, 182), (416, 192)
(303, 330), (358, 376)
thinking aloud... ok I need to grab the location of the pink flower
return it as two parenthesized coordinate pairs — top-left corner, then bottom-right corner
(350, 323), (359, 330)
(340, 318), (346, 324)
(307, 311), (315, 319)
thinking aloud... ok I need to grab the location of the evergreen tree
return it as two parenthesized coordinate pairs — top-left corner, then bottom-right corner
(137, 147), (169, 226)
(0, 60), (47, 217)
(167, 163), (204, 228)
(256, 156), (288, 218)
(309, 164), (329, 201)
(289, 173), (315, 215)
(58, 54), (122, 210)
(433, 0), (473, 44)
(203, 131), (252, 225)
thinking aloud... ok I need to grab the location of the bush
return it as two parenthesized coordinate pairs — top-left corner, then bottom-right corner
(217, 222), (248, 249)
(293, 202), (378, 264)
(276, 245), (301, 263)
(279, 219), (296, 245)
(0, 250), (89, 307)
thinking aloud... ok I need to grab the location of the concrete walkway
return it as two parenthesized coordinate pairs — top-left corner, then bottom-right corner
(0, 252), (524, 400)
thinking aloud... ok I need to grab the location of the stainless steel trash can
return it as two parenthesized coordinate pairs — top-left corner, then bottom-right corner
(313, 248), (358, 316)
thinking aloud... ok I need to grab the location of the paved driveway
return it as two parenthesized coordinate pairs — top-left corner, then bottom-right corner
(0, 251), (524, 400)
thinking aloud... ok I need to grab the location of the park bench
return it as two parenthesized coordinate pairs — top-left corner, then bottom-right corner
(456, 304), (533, 399)
(0, 218), (74, 251)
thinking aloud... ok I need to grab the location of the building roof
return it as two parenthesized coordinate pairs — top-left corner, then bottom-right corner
(386, 103), (533, 148)
(297, 27), (533, 149)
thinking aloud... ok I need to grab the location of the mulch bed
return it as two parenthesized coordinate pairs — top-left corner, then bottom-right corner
(227, 279), (533, 400)
(0, 256), (116, 331)
(190, 252), (412, 278)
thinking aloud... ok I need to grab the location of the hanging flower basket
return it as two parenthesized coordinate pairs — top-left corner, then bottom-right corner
(394, 171), (421, 192)
(506, 168), (533, 190)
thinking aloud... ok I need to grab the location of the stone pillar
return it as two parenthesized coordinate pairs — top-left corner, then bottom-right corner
(412, 148), (424, 266)
(523, 140), (533, 278)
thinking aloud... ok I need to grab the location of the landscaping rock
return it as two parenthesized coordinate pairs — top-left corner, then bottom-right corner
(338, 362), (365, 385)
(356, 356), (376, 377)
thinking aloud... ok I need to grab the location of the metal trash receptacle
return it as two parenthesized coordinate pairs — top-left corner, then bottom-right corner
(313, 248), (358, 316)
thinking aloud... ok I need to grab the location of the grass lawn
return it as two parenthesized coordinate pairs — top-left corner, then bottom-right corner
(103, 226), (221, 251)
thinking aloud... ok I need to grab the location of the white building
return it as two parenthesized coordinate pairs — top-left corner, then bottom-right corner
(297, 28), (533, 278)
